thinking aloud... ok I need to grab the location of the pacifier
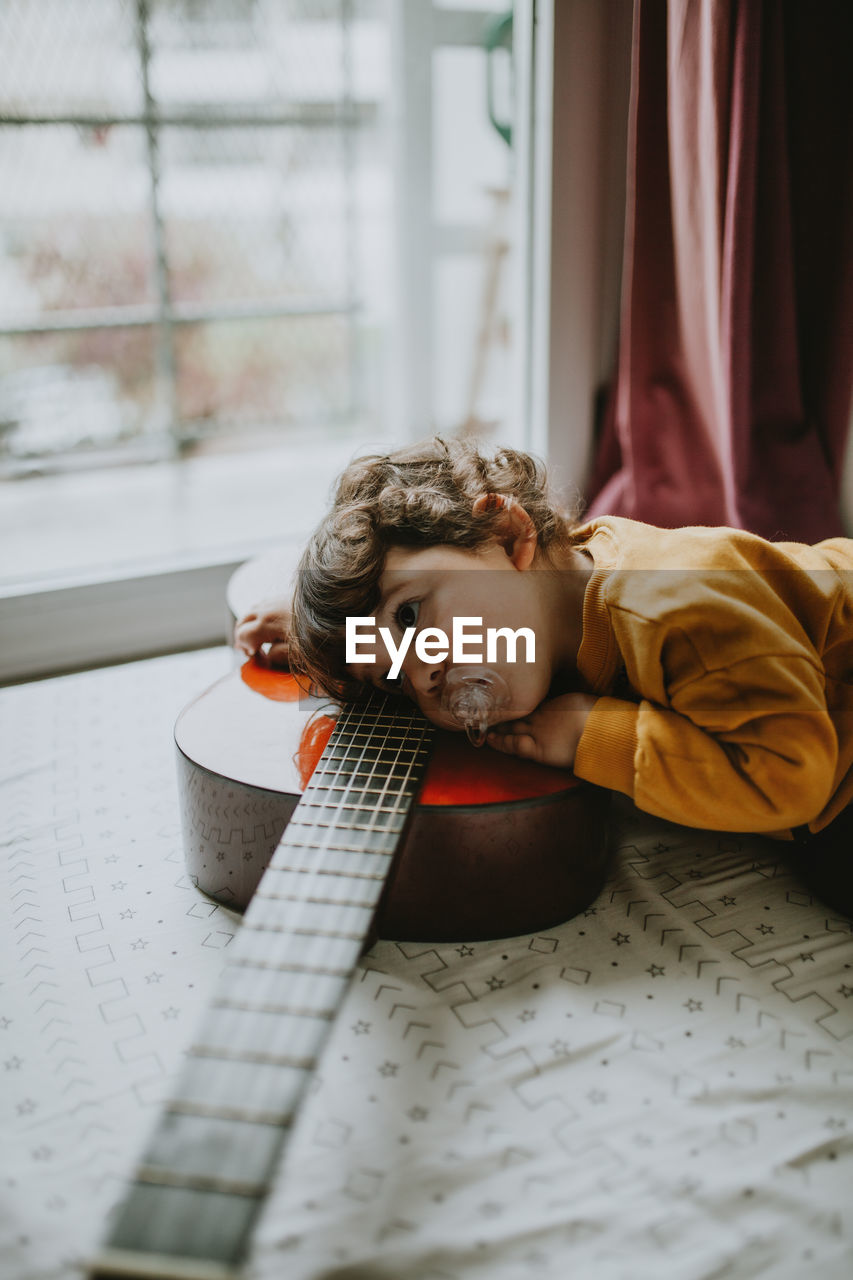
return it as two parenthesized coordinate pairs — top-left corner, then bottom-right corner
(440, 666), (511, 747)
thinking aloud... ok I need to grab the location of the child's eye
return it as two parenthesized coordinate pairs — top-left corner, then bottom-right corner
(395, 600), (420, 629)
(378, 671), (405, 694)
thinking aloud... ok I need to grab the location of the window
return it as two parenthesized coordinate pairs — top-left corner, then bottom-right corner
(0, 0), (378, 476)
(0, 1), (527, 680)
(0, 0), (626, 682)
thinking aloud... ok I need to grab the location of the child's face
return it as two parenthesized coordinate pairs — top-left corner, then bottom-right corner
(346, 541), (561, 732)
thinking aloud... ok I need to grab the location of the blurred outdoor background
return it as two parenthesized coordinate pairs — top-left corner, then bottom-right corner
(0, 0), (516, 589)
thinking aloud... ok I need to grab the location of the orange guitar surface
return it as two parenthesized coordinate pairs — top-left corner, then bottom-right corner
(240, 657), (579, 804)
(241, 656), (314, 701)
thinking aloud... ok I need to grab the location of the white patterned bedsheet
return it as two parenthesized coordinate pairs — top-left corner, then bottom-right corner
(1, 648), (851, 1280)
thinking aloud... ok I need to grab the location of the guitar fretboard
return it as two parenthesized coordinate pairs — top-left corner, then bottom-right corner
(89, 694), (434, 1280)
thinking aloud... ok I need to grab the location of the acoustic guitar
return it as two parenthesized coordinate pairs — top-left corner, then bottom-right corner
(88, 557), (610, 1280)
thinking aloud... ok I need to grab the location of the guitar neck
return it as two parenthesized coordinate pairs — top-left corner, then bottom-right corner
(89, 694), (434, 1280)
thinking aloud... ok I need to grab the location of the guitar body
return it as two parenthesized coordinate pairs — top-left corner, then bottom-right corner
(90, 573), (613, 1279)
(176, 658), (611, 941)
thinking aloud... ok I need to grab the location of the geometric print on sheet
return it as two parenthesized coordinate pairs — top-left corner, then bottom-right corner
(1, 649), (851, 1280)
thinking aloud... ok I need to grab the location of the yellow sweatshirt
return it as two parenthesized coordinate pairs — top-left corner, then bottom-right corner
(571, 516), (853, 838)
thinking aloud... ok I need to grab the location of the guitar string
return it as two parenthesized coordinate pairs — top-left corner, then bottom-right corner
(229, 694), (430, 1108)
(217, 693), (431, 1195)
(174, 695), (431, 1229)
(233, 695), (398, 998)
(200, 696), (391, 1085)
(251, 695), (407, 923)
(116, 695), (434, 1265)
(246, 695), (431, 1019)
(269, 695), (429, 927)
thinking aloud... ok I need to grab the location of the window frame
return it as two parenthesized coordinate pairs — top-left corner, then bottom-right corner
(0, 0), (632, 685)
(0, 0), (368, 467)
(520, 0), (631, 499)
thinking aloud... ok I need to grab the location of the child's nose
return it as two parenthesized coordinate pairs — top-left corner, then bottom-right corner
(405, 652), (445, 697)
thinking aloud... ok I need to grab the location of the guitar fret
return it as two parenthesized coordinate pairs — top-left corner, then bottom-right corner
(246, 898), (375, 942)
(169, 1056), (307, 1120)
(310, 760), (423, 773)
(320, 752), (425, 764)
(166, 1099), (295, 1128)
(216, 966), (348, 1020)
(308, 768), (423, 783)
(140, 1109), (286, 1192)
(194, 1002), (333, 1063)
(92, 1245), (236, 1280)
(210, 997), (337, 1022)
(305, 789), (416, 803)
(265, 864), (388, 882)
(287, 810), (407, 827)
(312, 766), (422, 778)
(284, 807), (408, 821)
(271, 842), (396, 870)
(233, 925), (360, 971)
(299, 799), (410, 812)
(314, 748), (424, 762)
(276, 834), (401, 851)
(285, 820), (406, 836)
(227, 956), (353, 978)
(100, 1185), (257, 1270)
(257, 891), (378, 910)
(309, 781), (414, 791)
(308, 763), (423, 776)
(242, 922), (366, 942)
(309, 756), (425, 771)
(314, 734), (425, 750)
(324, 738), (422, 748)
(92, 691), (437, 1278)
(293, 820), (404, 836)
(328, 722), (427, 733)
(299, 798), (409, 810)
(274, 837), (397, 854)
(326, 724), (428, 737)
(136, 1166), (266, 1200)
(277, 823), (399, 843)
(189, 1045), (317, 1070)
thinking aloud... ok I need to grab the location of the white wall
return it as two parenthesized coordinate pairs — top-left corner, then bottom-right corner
(527, 0), (632, 510)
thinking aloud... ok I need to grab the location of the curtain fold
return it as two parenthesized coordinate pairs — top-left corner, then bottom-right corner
(585, 0), (853, 543)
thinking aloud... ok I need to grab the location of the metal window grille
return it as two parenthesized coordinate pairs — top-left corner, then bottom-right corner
(0, 0), (376, 476)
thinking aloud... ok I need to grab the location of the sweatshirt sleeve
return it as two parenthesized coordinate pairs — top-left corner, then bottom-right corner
(574, 636), (838, 834)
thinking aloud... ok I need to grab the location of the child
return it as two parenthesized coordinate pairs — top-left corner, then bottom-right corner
(235, 435), (853, 916)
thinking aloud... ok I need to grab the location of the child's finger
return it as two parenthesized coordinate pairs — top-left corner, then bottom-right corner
(492, 716), (533, 733)
(486, 728), (538, 759)
(265, 639), (291, 669)
(233, 628), (257, 656)
(234, 615), (283, 653)
(234, 624), (261, 655)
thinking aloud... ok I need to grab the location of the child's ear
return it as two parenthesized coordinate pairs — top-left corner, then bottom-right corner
(472, 493), (538, 569)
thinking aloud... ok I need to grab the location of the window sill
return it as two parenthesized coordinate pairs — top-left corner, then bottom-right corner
(0, 432), (369, 683)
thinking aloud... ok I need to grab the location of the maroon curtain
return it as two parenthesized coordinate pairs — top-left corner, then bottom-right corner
(585, 0), (853, 542)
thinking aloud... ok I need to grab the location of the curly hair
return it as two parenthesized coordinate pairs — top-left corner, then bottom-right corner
(289, 434), (583, 701)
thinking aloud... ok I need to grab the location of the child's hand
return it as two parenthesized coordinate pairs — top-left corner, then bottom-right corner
(486, 693), (597, 770)
(234, 599), (293, 668)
